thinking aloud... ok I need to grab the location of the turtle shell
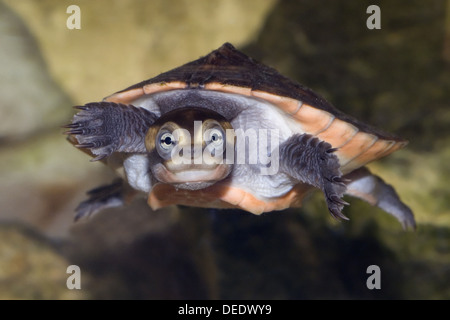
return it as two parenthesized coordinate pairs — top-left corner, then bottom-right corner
(88, 43), (407, 214)
(105, 43), (406, 174)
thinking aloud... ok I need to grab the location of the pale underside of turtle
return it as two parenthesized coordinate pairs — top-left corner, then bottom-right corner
(66, 43), (415, 229)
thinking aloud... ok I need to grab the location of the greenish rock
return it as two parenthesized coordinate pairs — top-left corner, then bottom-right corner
(0, 224), (88, 299)
(4, 0), (276, 103)
(0, 2), (71, 141)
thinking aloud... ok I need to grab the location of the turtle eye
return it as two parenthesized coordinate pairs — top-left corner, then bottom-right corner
(205, 128), (224, 147)
(158, 132), (175, 151)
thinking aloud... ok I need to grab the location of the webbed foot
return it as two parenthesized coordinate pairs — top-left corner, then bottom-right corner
(344, 167), (416, 230)
(64, 102), (157, 161)
(75, 179), (126, 221)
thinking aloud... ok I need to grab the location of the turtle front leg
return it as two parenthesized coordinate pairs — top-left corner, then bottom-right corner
(279, 134), (348, 220)
(64, 102), (158, 161)
(343, 167), (416, 230)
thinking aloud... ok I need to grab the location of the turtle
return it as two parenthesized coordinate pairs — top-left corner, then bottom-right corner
(65, 42), (415, 229)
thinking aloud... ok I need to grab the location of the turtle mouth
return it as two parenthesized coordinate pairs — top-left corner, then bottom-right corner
(152, 162), (232, 190)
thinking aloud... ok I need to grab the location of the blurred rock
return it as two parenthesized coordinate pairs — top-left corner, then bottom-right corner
(63, 203), (215, 299)
(4, 0), (277, 104)
(0, 0), (95, 236)
(0, 223), (87, 299)
(0, 127), (110, 237)
(211, 210), (406, 299)
(0, 1), (71, 141)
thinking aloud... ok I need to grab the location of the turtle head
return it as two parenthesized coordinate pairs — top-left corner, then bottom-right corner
(145, 107), (234, 190)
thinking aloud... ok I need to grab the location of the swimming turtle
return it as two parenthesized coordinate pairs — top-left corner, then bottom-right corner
(65, 43), (415, 229)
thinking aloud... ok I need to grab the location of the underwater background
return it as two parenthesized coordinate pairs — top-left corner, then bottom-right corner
(0, 0), (449, 299)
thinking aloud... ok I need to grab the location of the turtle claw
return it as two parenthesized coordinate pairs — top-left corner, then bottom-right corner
(65, 128), (84, 135)
(330, 195), (349, 207)
(62, 123), (81, 129)
(326, 148), (338, 154)
(74, 105), (89, 111)
(90, 154), (108, 162)
(76, 143), (96, 149)
(327, 194), (350, 221)
(320, 143), (348, 221)
(324, 178), (348, 221)
(329, 206), (350, 221)
(332, 176), (351, 184)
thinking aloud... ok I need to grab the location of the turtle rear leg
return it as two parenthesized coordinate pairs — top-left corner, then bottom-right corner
(343, 167), (416, 230)
(75, 178), (137, 221)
